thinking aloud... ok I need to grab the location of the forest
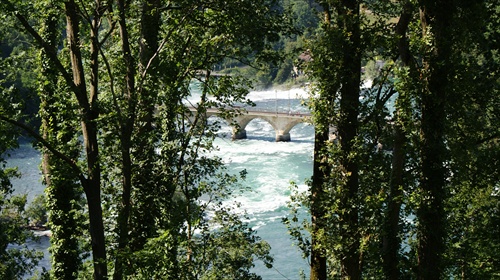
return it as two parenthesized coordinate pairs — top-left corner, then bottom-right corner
(0, 0), (498, 279)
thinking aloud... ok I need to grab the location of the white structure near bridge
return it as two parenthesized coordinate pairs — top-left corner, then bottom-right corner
(188, 107), (311, 142)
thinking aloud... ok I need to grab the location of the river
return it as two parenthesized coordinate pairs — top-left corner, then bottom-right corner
(9, 87), (314, 279)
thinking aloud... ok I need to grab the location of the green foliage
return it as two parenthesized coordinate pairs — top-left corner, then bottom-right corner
(274, 59), (294, 84)
(195, 209), (273, 280)
(2, 0), (496, 279)
(130, 230), (179, 279)
(0, 192), (43, 280)
(2, 0), (289, 278)
(132, 205), (273, 280)
(0, 161), (43, 279)
(442, 2), (500, 276)
(283, 181), (312, 260)
(215, 0), (321, 88)
(25, 194), (47, 228)
(285, 0), (499, 279)
(1, 58), (42, 279)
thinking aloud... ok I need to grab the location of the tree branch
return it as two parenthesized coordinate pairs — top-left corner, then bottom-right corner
(0, 115), (85, 183)
(394, 1), (415, 65)
(0, 0), (78, 95)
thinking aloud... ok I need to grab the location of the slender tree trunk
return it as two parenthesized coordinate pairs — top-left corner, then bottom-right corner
(65, 1), (107, 279)
(417, 1), (453, 278)
(39, 8), (83, 279)
(311, 1), (362, 278)
(113, 1), (162, 278)
(382, 122), (406, 280)
(382, 3), (413, 278)
(337, 1), (362, 278)
(310, 129), (329, 280)
(309, 7), (330, 279)
(83, 177), (107, 280)
(113, 137), (133, 280)
(112, 0), (136, 278)
(130, 0), (162, 250)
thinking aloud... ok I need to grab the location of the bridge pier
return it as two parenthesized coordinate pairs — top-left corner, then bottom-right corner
(232, 128), (247, 140)
(188, 106), (310, 142)
(276, 132), (291, 142)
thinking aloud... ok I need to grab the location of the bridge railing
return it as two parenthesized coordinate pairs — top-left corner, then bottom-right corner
(234, 106), (311, 117)
(187, 105), (311, 117)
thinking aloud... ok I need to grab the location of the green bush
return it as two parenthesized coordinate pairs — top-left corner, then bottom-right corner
(25, 194), (47, 228)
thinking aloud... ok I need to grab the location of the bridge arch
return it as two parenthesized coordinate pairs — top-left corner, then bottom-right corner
(187, 107), (310, 142)
(281, 119), (308, 136)
(238, 116), (279, 140)
(237, 115), (278, 132)
(232, 113), (309, 141)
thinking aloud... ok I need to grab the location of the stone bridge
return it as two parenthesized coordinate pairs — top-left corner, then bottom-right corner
(188, 107), (311, 142)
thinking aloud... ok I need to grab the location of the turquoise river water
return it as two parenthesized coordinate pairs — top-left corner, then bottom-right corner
(8, 88), (314, 279)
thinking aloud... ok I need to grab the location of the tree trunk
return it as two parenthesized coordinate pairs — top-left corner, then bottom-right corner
(310, 129), (329, 280)
(337, 1), (362, 278)
(39, 10), (83, 278)
(129, 0), (162, 250)
(417, 1), (453, 278)
(382, 122), (406, 280)
(112, 0), (136, 278)
(83, 177), (107, 280)
(311, 1), (362, 278)
(113, 1), (162, 278)
(382, 3), (413, 278)
(65, 1), (107, 279)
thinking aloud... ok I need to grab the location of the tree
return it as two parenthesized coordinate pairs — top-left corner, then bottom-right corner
(414, 1), (453, 277)
(32, 3), (87, 278)
(441, 0), (499, 277)
(366, 0), (499, 278)
(307, 1), (363, 279)
(290, 0), (499, 279)
(0, 0), (288, 279)
(371, 1), (417, 279)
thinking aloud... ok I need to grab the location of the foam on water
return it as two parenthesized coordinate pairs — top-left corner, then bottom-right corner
(246, 87), (309, 102)
(8, 87), (315, 279)
(211, 117), (314, 216)
(208, 89), (313, 278)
